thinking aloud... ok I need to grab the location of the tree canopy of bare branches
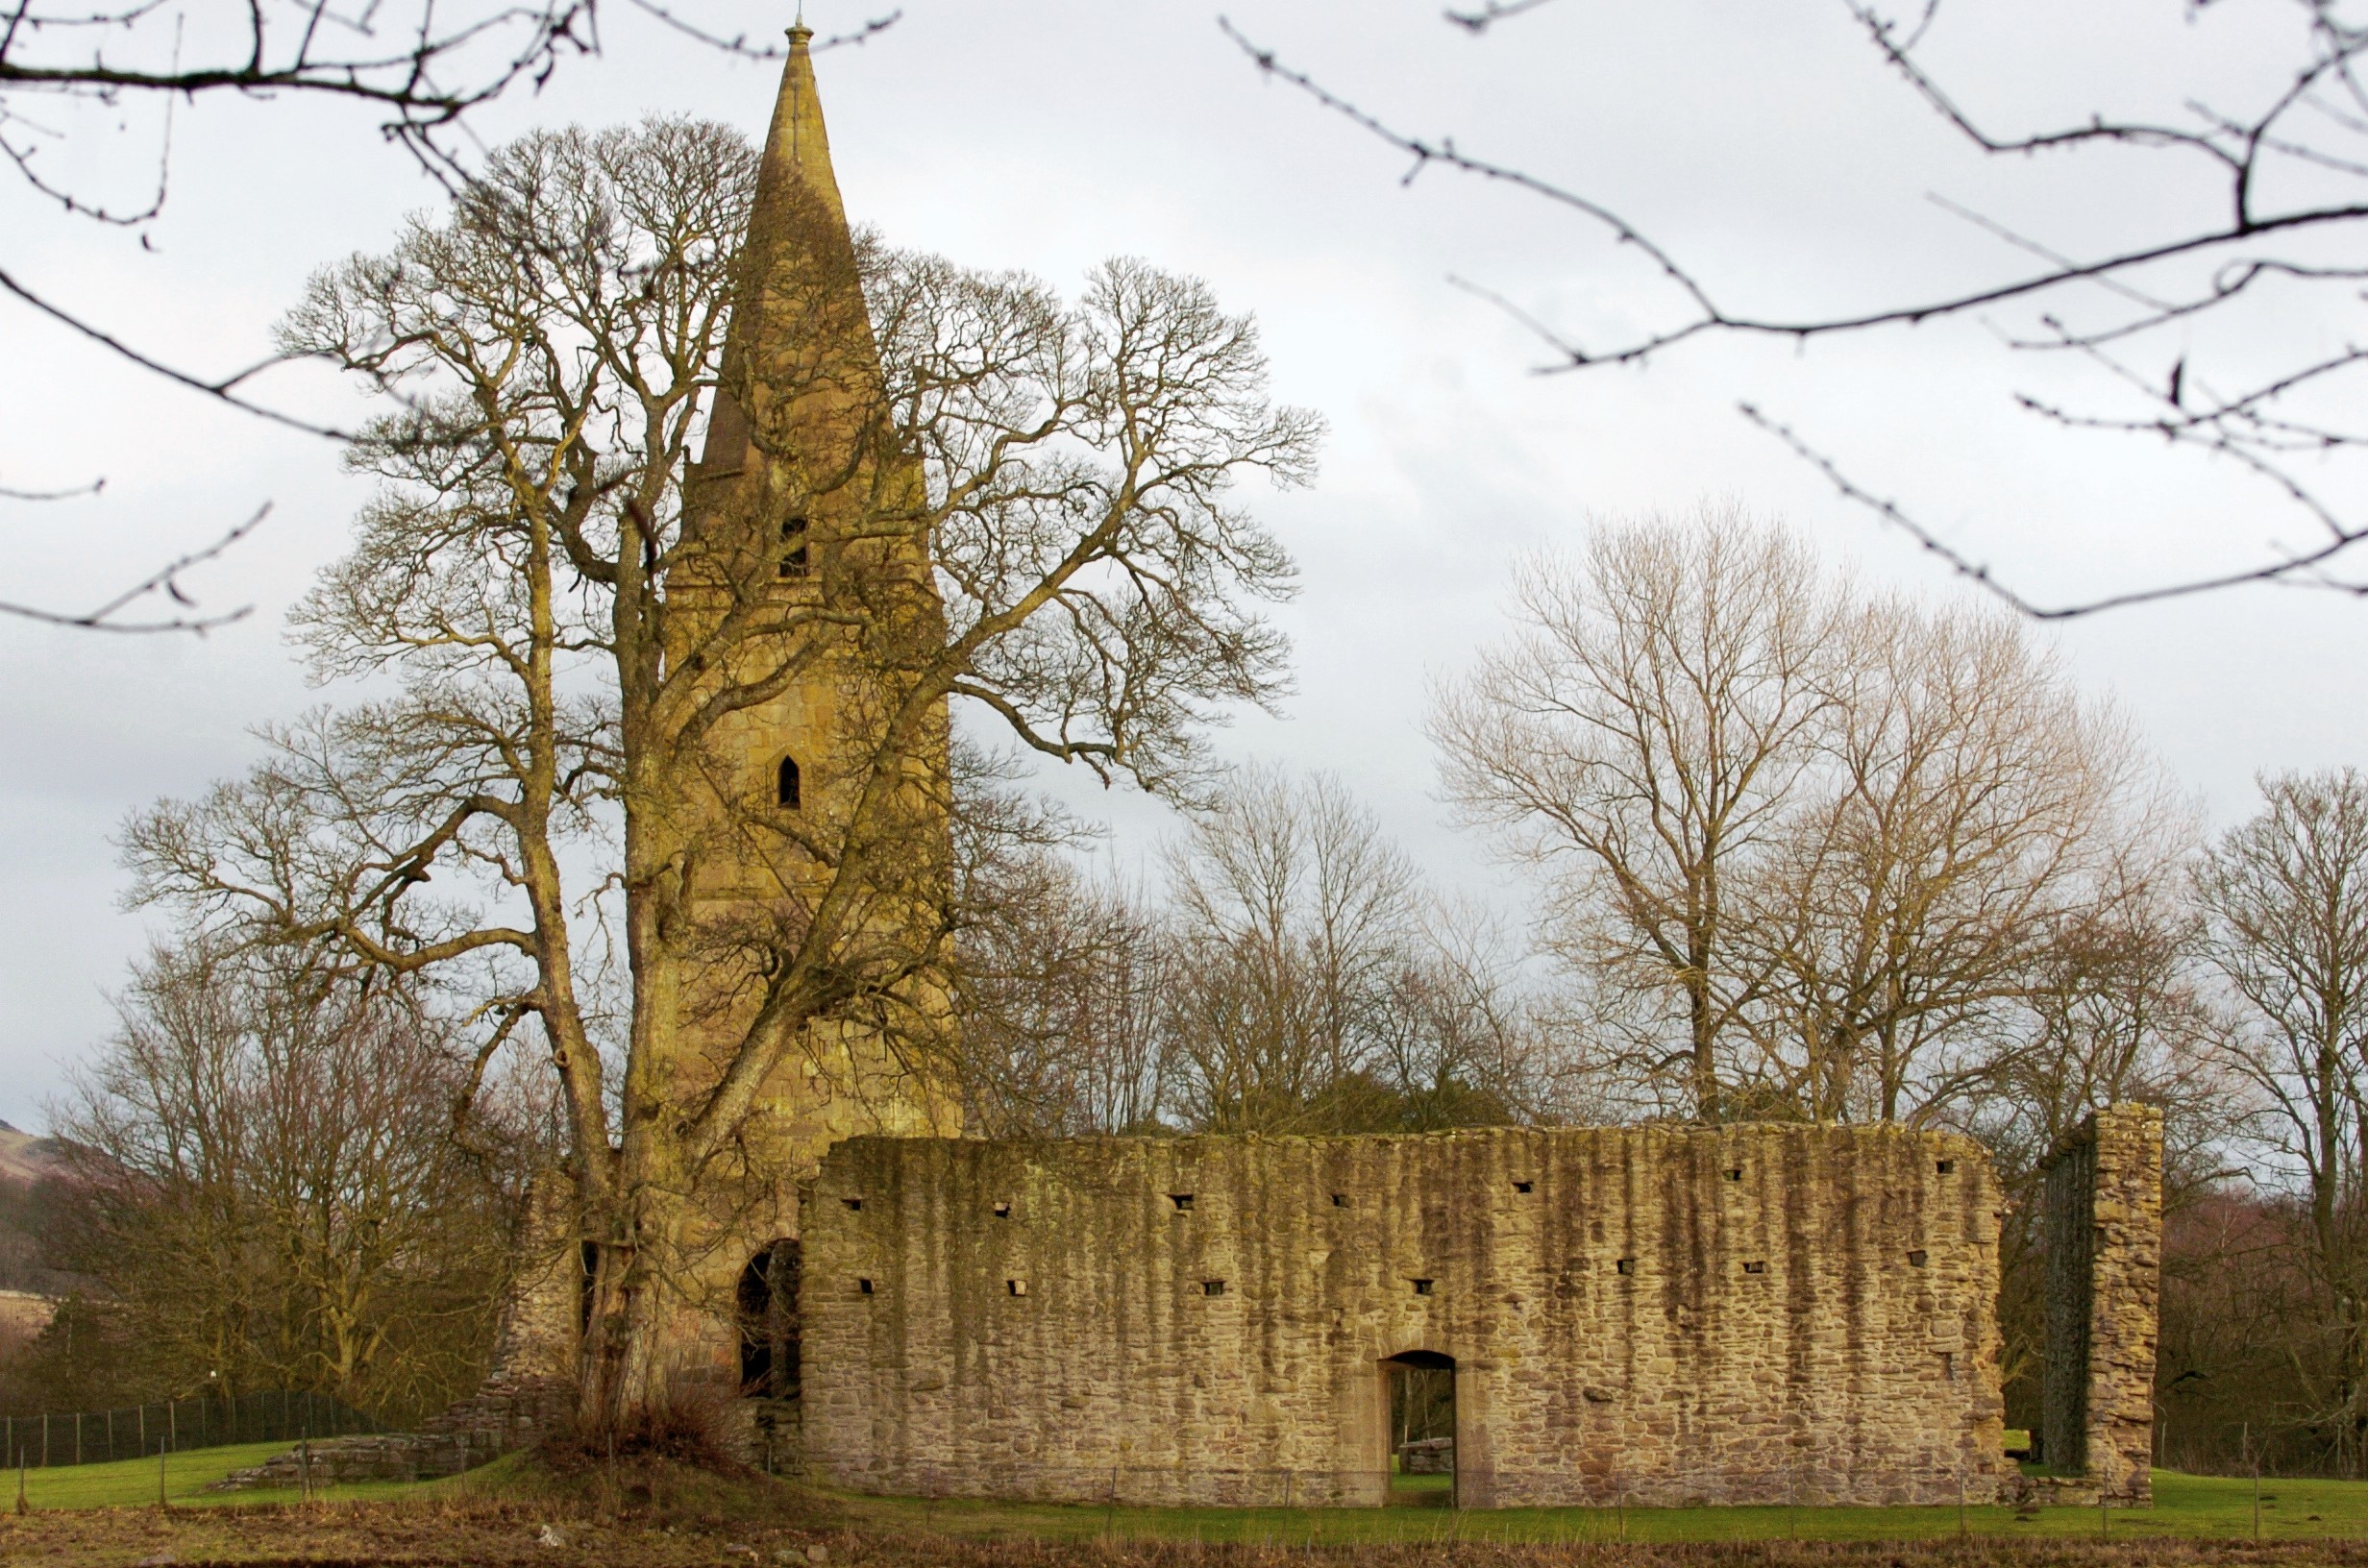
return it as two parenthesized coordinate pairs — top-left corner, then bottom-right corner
(46, 939), (531, 1423)
(1435, 503), (2195, 1127)
(2201, 768), (2368, 1471)
(956, 768), (1557, 1141)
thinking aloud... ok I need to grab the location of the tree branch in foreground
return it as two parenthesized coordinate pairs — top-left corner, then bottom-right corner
(1222, 6), (2368, 616)
(0, 504), (263, 631)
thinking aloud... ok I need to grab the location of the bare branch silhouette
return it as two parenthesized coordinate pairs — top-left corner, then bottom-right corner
(1224, 4), (2368, 615)
(0, 504), (262, 631)
(0, 265), (343, 440)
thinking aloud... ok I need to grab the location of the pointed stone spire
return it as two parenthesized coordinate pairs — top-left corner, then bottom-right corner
(693, 17), (872, 491)
(758, 22), (847, 229)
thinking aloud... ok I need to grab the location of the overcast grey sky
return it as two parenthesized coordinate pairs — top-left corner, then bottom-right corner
(5, 0), (2362, 1128)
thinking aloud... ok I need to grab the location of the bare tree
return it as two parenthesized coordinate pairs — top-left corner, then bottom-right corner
(2200, 769), (2368, 1472)
(1737, 597), (2183, 1124)
(1226, 4), (2368, 615)
(124, 102), (1318, 1426)
(1432, 504), (1838, 1122)
(1161, 768), (1422, 1133)
(48, 938), (529, 1423)
(954, 844), (1172, 1139)
(1442, 506), (2197, 1128)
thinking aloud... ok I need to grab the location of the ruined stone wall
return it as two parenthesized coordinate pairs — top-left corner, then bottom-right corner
(802, 1125), (2009, 1509)
(2040, 1105), (2162, 1506)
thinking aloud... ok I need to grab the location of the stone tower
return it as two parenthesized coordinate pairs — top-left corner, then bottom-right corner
(463, 24), (960, 1419)
(677, 19), (958, 1132)
(662, 17), (962, 1396)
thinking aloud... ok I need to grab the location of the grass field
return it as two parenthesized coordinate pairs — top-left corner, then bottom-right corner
(1, 1438), (473, 1510)
(834, 1469), (2368, 1546)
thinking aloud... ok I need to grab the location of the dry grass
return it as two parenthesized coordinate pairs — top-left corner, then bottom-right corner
(9, 1458), (2368, 1564)
(9, 1497), (2368, 1568)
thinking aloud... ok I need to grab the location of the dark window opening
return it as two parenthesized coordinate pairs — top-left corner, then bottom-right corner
(1514, 1181), (1534, 1194)
(1007, 1279), (1028, 1296)
(777, 756), (802, 811)
(1742, 1260), (1767, 1275)
(842, 1196), (861, 1212)
(1330, 1193), (1347, 1207)
(993, 1201), (1011, 1219)
(1909, 1249), (1929, 1267)
(778, 516), (810, 579)
(736, 1238), (802, 1399)
(1202, 1279), (1226, 1296)
(1616, 1258), (1636, 1276)
(1169, 1193), (1195, 1212)
(857, 1277), (875, 1295)
(1383, 1351), (1456, 1505)
(1411, 1278), (1435, 1296)
(1936, 1159), (1955, 1174)
(1724, 1168), (1742, 1182)
(1939, 1351), (1956, 1381)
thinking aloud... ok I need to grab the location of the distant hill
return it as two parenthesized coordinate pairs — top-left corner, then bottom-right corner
(0, 1121), (77, 1188)
(0, 1120), (89, 1299)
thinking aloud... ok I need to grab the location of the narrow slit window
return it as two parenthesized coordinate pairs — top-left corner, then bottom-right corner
(1742, 1260), (1767, 1275)
(1411, 1278), (1435, 1296)
(1908, 1249), (1929, 1267)
(1939, 1351), (1956, 1381)
(1514, 1180), (1535, 1194)
(1329, 1193), (1347, 1208)
(1169, 1193), (1195, 1213)
(1202, 1279), (1226, 1296)
(1616, 1258), (1636, 1276)
(777, 756), (802, 811)
(1936, 1159), (1955, 1175)
(1006, 1279), (1028, 1297)
(841, 1196), (861, 1212)
(778, 516), (810, 579)
(857, 1278), (874, 1295)
(1724, 1168), (1742, 1182)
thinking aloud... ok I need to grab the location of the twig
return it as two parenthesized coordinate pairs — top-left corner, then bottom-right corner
(0, 503), (265, 631)
(0, 264), (345, 440)
(1740, 404), (2366, 616)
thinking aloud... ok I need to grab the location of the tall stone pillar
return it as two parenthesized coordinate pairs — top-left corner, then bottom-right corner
(2039, 1103), (2162, 1505)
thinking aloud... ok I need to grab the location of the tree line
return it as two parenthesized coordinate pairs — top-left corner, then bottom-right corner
(1, 110), (2364, 1476)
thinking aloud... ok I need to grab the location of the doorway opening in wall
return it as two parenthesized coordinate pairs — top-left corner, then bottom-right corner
(1382, 1351), (1456, 1507)
(737, 1238), (802, 1399)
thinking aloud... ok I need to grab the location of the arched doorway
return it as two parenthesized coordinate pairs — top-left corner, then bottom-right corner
(736, 1239), (802, 1399)
(1381, 1350), (1456, 1507)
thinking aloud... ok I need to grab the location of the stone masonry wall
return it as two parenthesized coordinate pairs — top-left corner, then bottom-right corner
(802, 1125), (2010, 1509)
(2041, 1105), (2162, 1506)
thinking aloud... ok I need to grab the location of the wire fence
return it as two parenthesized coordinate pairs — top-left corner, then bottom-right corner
(1, 1388), (382, 1468)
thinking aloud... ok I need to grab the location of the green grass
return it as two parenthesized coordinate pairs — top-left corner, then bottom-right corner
(834, 1468), (2368, 1546)
(3, 1439), (501, 1511)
